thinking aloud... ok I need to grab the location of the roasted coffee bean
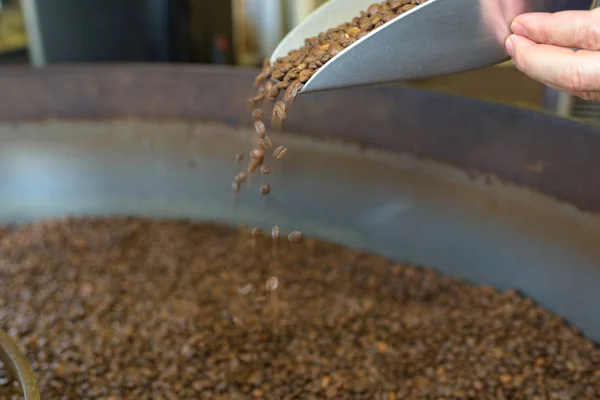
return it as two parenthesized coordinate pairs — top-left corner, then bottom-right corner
(284, 81), (304, 103)
(249, 92), (265, 104)
(254, 120), (266, 137)
(328, 42), (344, 57)
(265, 276), (279, 291)
(267, 85), (280, 101)
(1, 217), (598, 399)
(235, 172), (247, 184)
(284, 69), (300, 82)
(272, 102), (287, 125)
(260, 165), (272, 175)
(273, 146), (288, 160)
(276, 81), (291, 90)
(251, 109), (264, 121)
(271, 225), (280, 240)
(251, 227), (261, 237)
(368, 3), (381, 15)
(288, 231), (303, 243)
(260, 184), (271, 195)
(277, 62), (294, 74)
(259, 136), (273, 150)
(248, 158), (262, 174)
(235, 152), (244, 162)
(272, 69), (285, 81)
(250, 148), (265, 160)
(264, 80), (274, 93)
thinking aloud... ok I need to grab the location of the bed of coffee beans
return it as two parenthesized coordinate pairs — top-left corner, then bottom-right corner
(0, 217), (599, 399)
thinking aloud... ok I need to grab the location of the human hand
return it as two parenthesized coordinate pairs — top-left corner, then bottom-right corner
(505, 8), (600, 101)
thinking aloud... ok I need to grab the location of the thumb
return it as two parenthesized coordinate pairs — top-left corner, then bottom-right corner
(506, 34), (600, 93)
(511, 9), (600, 51)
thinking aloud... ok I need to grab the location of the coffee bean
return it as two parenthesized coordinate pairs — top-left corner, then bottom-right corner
(236, 153), (244, 162)
(284, 81), (304, 104)
(260, 184), (271, 195)
(259, 137), (273, 150)
(276, 81), (291, 90)
(298, 69), (314, 83)
(267, 85), (280, 101)
(272, 69), (285, 81)
(368, 3), (381, 15)
(250, 148), (265, 160)
(254, 120), (266, 137)
(271, 225), (280, 240)
(260, 165), (272, 175)
(251, 227), (261, 237)
(328, 42), (344, 57)
(235, 172), (247, 184)
(248, 158), (262, 174)
(272, 102), (287, 126)
(232, 181), (241, 193)
(249, 92), (265, 104)
(265, 276), (279, 291)
(273, 146), (288, 160)
(288, 231), (303, 243)
(251, 109), (264, 121)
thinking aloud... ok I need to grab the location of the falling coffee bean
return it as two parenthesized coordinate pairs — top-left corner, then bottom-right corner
(267, 86), (280, 101)
(250, 148), (265, 160)
(254, 120), (266, 138)
(273, 146), (288, 160)
(252, 109), (264, 121)
(260, 184), (271, 195)
(271, 225), (280, 240)
(235, 153), (244, 162)
(235, 172), (247, 184)
(248, 158), (262, 174)
(260, 165), (272, 175)
(272, 101), (287, 126)
(285, 81), (304, 104)
(260, 137), (273, 150)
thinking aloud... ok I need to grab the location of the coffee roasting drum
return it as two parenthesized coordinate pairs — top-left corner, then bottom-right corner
(0, 65), (600, 397)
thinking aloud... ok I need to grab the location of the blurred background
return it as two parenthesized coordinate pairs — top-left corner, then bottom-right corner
(0, 0), (597, 121)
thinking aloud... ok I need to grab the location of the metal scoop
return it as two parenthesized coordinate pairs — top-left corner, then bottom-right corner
(270, 0), (595, 94)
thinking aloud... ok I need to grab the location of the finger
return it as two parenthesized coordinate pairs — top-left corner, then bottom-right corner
(511, 9), (600, 51)
(507, 34), (600, 93)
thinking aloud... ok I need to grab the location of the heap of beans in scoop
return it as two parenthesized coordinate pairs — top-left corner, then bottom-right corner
(232, 0), (429, 242)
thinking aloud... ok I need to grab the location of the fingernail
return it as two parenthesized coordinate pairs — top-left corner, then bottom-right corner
(511, 21), (527, 36)
(505, 37), (514, 57)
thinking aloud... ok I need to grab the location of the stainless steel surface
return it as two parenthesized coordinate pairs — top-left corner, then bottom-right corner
(271, 0), (595, 93)
(0, 329), (40, 400)
(0, 64), (599, 353)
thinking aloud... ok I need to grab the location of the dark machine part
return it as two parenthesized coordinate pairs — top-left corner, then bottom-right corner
(19, 0), (235, 65)
(0, 65), (599, 396)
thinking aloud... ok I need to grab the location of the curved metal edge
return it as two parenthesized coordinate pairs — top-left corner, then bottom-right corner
(0, 65), (599, 213)
(0, 329), (40, 400)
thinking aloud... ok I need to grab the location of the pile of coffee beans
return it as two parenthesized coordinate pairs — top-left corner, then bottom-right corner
(233, 0), (430, 240)
(0, 217), (599, 399)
